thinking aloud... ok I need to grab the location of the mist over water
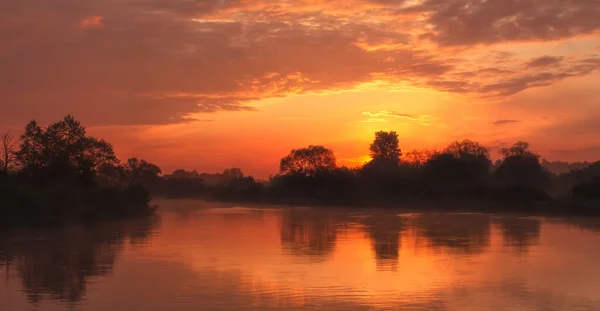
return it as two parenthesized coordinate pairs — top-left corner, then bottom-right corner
(2, 199), (600, 311)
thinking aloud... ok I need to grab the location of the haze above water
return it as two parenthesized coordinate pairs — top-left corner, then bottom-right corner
(2, 200), (600, 311)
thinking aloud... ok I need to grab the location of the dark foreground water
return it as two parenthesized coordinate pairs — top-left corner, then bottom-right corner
(2, 200), (600, 311)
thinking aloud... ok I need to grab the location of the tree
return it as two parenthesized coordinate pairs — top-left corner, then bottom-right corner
(1, 130), (17, 175)
(97, 162), (125, 187)
(421, 140), (492, 193)
(124, 158), (162, 188)
(222, 168), (244, 180)
(169, 169), (200, 180)
(444, 139), (491, 162)
(554, 161), (600, 195)
(494, 142), (550, 190)
(501, 141), (538, 158)
(369, 131), (401, 164)
(16, 120), (44, 170)
(403, 149), (434, 167)
(279, 145), (336, 177)
(15, 115), (118, 183)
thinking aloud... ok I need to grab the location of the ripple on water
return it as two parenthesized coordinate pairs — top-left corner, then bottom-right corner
(2, 201), (600, 310)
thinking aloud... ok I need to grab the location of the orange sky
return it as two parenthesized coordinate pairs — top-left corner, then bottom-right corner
(1, 0), (600, 178)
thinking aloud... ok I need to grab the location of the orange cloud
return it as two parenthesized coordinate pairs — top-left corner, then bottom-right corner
(360, 111), (435, 126)
(80, 16), (104, 30)
(525, 56), (564, 68)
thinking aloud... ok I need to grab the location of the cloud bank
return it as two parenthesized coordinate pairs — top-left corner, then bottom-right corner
(1, 0), (599, 125)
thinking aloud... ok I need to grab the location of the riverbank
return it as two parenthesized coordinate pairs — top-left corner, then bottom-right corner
(179, 195), (600, 218)
(0, 180), (156, 227)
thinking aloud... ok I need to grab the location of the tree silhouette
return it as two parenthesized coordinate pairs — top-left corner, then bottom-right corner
(403, 149), (434, 167)
(501, 141), (538, 158)
(0, 116), (155, 226)
(358, 131), (408, 198)
(14, 120), (44, 170)
(15, 115), (117, 184)
(421, 140), (492, 195)
(1, 130), (17, 175)
(494, 142), (550, 191)
(222, 168), (244, 180)
(554, 161), (600, 196)
(279, 145), (336, 177)
(444, 139), (491, 161)
(369, 131), (401, 164)
(541, 159), (591, 174)
(124, 158), (162, 188)
(170, 169), (200, 180)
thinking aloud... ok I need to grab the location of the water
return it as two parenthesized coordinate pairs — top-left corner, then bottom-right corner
(2, 199), (600, 311)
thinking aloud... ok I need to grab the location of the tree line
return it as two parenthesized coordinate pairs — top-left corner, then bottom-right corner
(156, 131), (600, 213)
(0, 116), (157, 226)
(267, 132), (551, 204)
(3, 116), (600, 225)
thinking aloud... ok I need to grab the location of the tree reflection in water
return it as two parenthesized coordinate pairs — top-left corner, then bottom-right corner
(412, 213), (492, 255)
(361, 214), (405, 271)
(280, 209), (337, 261)
(494, 216), (541, 254)
(0, 216), (158, 303)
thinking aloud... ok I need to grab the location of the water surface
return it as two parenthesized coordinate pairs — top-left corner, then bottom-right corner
(2, 199), (600, 310)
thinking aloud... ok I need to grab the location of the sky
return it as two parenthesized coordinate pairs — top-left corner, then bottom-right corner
(1, 0), (600, 178)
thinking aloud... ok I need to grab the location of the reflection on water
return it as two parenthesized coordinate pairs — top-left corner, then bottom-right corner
(362, 213), (405, 271)
(0, 216), (158, 303)
(280, 209), (337, 261)
(414, 213), (491, 255)
(2, 200), (600, 310)
(494, 216), (541, 254)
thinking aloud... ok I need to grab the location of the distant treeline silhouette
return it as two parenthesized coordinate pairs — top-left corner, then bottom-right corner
(0, 116), (156, 226)
(152, 131), (600, 214)
(3, 117), (600, 224)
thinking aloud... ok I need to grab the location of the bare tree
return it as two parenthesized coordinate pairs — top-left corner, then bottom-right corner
(1, 130), (17, 174)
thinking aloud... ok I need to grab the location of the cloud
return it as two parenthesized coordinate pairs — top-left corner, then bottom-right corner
(492, 120), (521, 126)
(525, 56), (564, 68)
(358, 118), (389, 123)
(361, 111), (435, 125)
(426, 80), (473, 93)
(273, 117), (314, 121)
(417, 0), (600, 46)
(363, 111), (421, 120)
(437, 57), (600, 97)
(480, 73), (571, 96)
(1, 0), (599, 126)
(0, 0), (452, 126)
(479, 67), (594, 96)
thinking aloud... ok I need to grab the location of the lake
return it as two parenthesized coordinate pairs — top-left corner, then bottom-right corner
(2, 199), (600, 310)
